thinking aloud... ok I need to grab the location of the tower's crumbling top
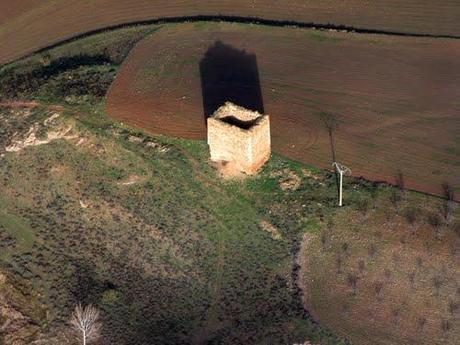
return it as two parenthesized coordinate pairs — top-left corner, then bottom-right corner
(212, 102), (266, 130)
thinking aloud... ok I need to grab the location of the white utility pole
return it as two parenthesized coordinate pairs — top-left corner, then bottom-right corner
(332, 162), (351, 207)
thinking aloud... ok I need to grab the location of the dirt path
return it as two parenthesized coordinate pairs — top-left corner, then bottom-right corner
(296, 232), (313, 309)
(192, 234), (226, 345)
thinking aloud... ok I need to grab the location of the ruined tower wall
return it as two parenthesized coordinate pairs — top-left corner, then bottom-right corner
(248, 116), (271, 174)
(207, 102), (271, 175)
(208, 118), (252, 172)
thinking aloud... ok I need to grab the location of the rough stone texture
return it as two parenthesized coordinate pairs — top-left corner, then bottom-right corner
(207, 102), (270, 175)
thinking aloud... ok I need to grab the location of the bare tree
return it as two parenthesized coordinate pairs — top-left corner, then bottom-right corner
(70, 304), (101, 345)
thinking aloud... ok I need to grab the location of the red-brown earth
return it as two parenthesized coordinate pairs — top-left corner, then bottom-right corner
(0, 0), (41, 25)
(107, 23), (460, 198)
(0, 0), (459, 65)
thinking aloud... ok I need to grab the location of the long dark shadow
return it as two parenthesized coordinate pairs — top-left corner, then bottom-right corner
(199, 40), (264, 121)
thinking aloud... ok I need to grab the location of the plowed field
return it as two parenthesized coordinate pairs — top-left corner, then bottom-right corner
(0, 0), (41, 25)
(1, 0), (460, 65)
(107, 23), (460, 197)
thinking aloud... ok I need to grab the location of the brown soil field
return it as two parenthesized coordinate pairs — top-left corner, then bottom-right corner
(0, 0), (41, 25)
(106, 23), (460, 198)
(1, 1), (459, 65)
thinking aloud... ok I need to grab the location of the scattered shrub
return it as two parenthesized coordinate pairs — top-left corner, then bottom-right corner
(427, 214), (441, 228)
(433, 275), (443, 294)
(368, 244), (377, 259)
(417, 317), (426, 330)
(403, 206), (419, 226)
(384, 269), (392, 281)
(354, 194), (371, 213)
(454, 222), (460, 238)
(448, 300), (458, 316)
(390, 189), (402, 208)
(374, 281), (384, 300)
(408, 272), (415, 288)
(440, 319), (450, 332)
(336, 255), (343, 274)
(346, 273), (359, 295)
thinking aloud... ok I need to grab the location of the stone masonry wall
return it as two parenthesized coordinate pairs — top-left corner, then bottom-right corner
(207, 102), (271, 175)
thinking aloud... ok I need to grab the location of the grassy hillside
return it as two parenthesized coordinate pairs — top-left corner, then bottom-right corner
(0, 102), (350, 344)
(0, 25), (350, 341)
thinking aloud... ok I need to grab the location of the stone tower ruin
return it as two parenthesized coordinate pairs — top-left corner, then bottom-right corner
(207, 102), (271, 175)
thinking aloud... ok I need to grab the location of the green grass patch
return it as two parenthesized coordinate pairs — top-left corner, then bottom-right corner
(0, 200), (35, 260)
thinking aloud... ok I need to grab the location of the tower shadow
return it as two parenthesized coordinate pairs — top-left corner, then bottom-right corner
(199, 41), (264, 122)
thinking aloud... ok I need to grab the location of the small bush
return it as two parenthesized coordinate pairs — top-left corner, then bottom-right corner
(403, 206), (419, 226)
(449, 300), (459, 315)
(320, 231), (329, 247)
(433, 275), (443, 294)
(440, 319), (450, 332)
(374, 281), (384, 300)
(408, 272), (415, 288)
(418, 317), (426, 330)
(454, 222), (460, 238)
(356, 196), (371, 213)
(384, 269), (392, 280)
(336, 255), (343, 274)
(346, 273), (359, 295)
(390, 189), (402, 208)
(368, 244), (377, 259)
(427, 213), (442, 229)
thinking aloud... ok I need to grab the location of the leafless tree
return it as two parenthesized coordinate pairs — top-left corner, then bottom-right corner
(70, 304), (101, 345)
